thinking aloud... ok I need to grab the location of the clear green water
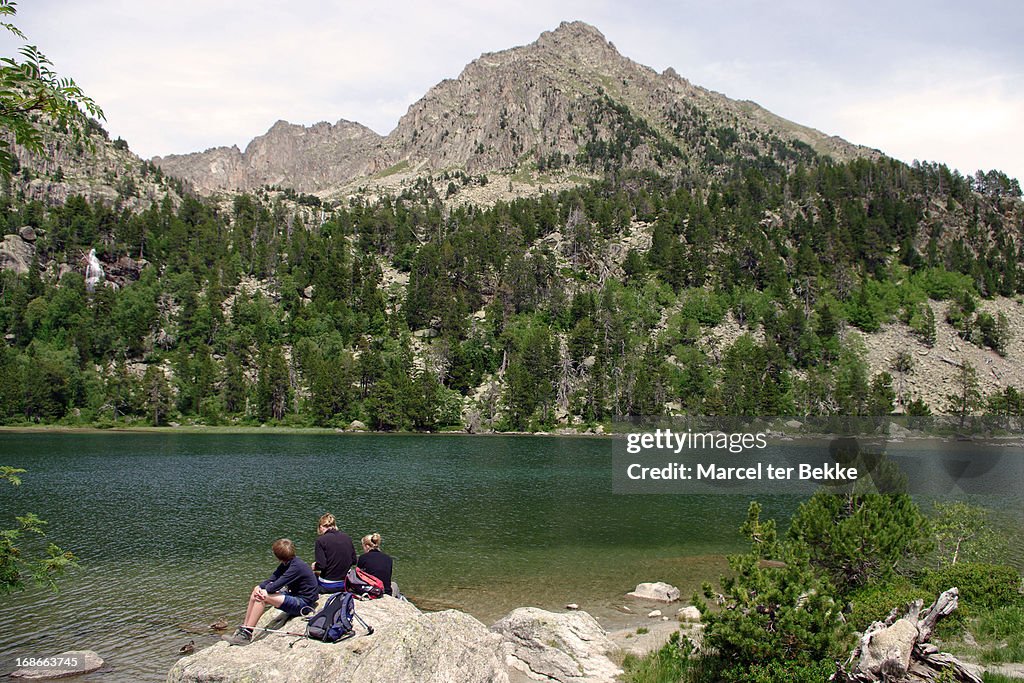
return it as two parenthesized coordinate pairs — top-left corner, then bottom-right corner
(0, 433), (1020, 681)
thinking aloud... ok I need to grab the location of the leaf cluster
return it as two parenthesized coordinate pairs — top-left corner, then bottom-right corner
(1, 469), (79, 594)
(0, 0), (104, 175)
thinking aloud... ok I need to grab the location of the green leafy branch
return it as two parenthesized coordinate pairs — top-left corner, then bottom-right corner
(1, 471), (79, 594)
(0, 0), (105, 175)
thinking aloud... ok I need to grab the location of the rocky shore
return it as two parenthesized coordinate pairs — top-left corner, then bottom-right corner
(168, 589), (701, 683)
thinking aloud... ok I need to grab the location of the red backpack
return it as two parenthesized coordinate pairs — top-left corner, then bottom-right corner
(344, 566), (385, 599)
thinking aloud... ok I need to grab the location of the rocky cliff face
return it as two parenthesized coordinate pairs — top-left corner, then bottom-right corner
(153, 119), (384, 194)
(386, 22), (871, 175)
(152, 21), (875, 196)
(6, 123), (182, 211)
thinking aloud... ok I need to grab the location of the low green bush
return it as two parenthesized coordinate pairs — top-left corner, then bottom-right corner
(720, 660), (835, 683)
(921, 563), (1023, 613)
(846, 580), (933, 632)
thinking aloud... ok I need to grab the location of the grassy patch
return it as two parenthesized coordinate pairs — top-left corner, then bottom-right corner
(983, 674), (1024, 683)
(374, 160), (410, 178)
(974, 605), (1024, 664)
(620, 631), (715, 683)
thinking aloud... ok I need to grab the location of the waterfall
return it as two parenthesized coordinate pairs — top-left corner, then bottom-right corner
(85, 248), (104, 293)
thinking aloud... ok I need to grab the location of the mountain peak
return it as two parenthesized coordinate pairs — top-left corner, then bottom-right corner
(154, 20), (872, 195)
(535, 20), (616, 54)
(548, 20), (608, 42)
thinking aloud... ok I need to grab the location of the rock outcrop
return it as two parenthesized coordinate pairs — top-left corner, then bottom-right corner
(154, 119), (384, 194)
(168, 596), (509, 683)
(7, 124), (183, 212)
(491, 608), (622, 683)
(168, 599), (634, 683)
(0, 232), (35, 274)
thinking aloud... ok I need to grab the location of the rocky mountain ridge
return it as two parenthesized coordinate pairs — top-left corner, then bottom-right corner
(153, 21), (877, 197)
(153, 119), (384, 194)
(4, 121), (183, 211)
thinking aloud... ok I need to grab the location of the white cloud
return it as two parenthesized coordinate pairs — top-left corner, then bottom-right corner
(829, 68), (1024, 180)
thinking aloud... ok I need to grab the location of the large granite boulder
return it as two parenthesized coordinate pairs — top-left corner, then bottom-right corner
(0, 232), (34, 274)
(168, 596), (508, 683)
(490, 607), (622, 683)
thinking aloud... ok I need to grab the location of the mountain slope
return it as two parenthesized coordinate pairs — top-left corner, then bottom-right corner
(151, 21), (876, 196)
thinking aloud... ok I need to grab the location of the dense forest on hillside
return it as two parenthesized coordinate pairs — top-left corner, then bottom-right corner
(1, 138), (1023, 430)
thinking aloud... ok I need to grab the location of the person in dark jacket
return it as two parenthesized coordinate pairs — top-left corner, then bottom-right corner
(357, 532), (395, 597)
(223, 538), (319, 646)
(312, 513), (356, 593)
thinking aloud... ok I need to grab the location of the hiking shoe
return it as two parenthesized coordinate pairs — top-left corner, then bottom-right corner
(222, 628), (253, 646)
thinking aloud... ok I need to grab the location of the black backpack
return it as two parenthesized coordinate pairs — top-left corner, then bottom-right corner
(305, 592), (373, 642)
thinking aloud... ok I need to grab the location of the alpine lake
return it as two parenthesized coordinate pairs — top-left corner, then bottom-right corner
(0, 432), (1021, 681)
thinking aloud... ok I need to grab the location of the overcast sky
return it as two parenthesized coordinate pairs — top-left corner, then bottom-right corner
(3, 1), (1022, 181)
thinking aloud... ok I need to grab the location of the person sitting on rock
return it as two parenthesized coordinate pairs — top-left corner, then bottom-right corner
(357, 532), (399, 598)
(223, 538), (319, 646)
(312, 513), (356, 593)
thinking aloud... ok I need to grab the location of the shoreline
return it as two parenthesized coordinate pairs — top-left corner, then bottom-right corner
(0, 424), (608, 437)
(1, 423), (1020, 448)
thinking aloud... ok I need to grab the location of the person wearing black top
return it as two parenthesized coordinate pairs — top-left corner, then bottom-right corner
(312, 513), (356, 593)
(223, 538), (318, 646)
(357, 532), (394, 596)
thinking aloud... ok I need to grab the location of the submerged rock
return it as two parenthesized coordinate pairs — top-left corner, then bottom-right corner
(9, 650), (104, 679)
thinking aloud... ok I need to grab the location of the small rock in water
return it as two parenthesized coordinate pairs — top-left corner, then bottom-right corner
(628, 581), (681, 603)
(647, 610), (662, 618)
(10, 650), (104, 679)
(565, 603), (579, 610)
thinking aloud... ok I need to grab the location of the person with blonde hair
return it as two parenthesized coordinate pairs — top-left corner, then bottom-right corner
(357, 532), (396, 597)
(223, 538), (318, 646)
(312, 513), (356, 594)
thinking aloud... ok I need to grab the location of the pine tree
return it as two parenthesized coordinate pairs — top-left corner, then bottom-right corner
(946, 361), (981, 429)
(256, 345), (289, 422)
(141, 365), (172, 426)
(698, 502), (848, 668)
(787, 481), (929, 594)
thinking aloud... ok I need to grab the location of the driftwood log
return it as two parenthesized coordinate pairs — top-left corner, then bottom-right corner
(831, 588), (982, 683)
